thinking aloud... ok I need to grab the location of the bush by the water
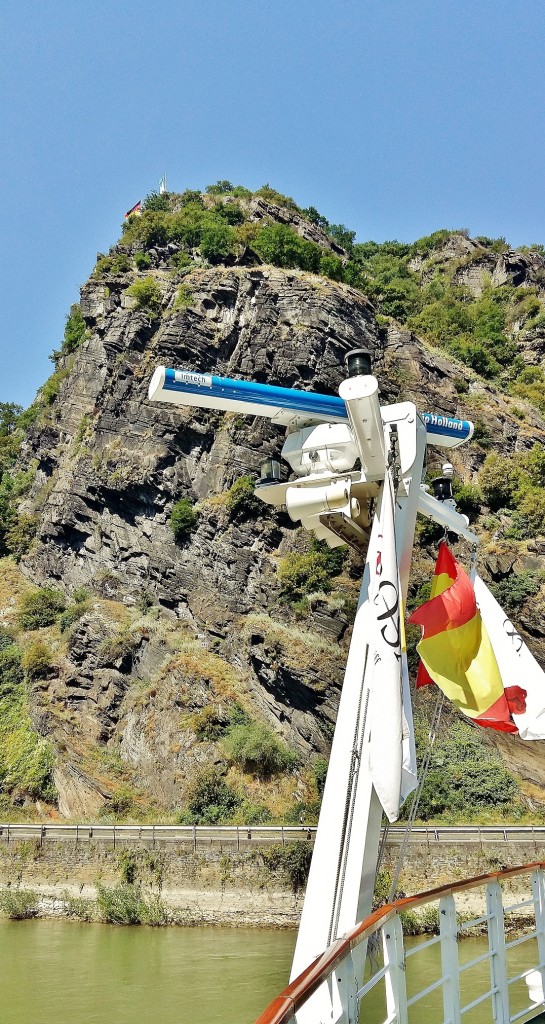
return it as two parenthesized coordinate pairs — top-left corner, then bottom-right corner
(96, 882), (168, 925)
(0, 888), (39, 919)
(62, 891), (96, 922)
(260, 841), (313, 894)
(400, 906), (441, 935)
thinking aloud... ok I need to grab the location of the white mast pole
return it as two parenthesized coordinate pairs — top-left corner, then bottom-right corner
(146, 360), (475, 1024)
(290, 410), (426, 986)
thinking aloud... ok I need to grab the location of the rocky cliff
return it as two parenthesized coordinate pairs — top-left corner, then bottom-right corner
(3, 187), (545, 822)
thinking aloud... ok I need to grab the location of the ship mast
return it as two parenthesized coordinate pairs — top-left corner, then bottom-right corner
(148, 353), (478, 1023)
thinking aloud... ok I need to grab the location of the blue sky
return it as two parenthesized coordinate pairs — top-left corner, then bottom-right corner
(2, 0), (545, 407)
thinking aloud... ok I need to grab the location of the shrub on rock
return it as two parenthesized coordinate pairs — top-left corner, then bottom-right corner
(18, 588), (66, 630)
(170, 498), (198, 540)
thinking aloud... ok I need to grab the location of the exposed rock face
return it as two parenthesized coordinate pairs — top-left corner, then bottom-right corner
(16, 266), (380, 809)
(24, 267), (376, 606)
(53, 763), (110, 818)
(12, 226), (545, 816)
(46, 611), (137, 746)
(244, 196), (348, 254)
(410, 232), (545, 303)
(453, 249), (545, 299)
(408, 232), (480, 272)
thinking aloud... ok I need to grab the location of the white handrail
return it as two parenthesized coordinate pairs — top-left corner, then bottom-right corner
(254, 863), (545, 1024)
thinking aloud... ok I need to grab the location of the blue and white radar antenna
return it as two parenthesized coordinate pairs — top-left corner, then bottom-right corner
(148, 351), (478, 1024)
(148, 357), (476, 550)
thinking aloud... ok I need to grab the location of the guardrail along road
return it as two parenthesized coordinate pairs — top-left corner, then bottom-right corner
(1, 824), (545, 849)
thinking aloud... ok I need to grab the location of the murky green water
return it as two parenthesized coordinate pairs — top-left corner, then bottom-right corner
(1, 920), (544, 1024)
(0, 919), (296, 1024)
(361, 932), (543, 1024)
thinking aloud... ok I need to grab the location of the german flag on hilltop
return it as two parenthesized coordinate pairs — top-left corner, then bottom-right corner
(408, 543), (525, 733)
(125, 199), (142, 219)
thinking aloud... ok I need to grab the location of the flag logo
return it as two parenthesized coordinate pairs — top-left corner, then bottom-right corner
(474, 574), (545, 740)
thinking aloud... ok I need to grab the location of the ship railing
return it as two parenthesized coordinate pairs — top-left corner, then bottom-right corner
(255, 862), (545, 1024)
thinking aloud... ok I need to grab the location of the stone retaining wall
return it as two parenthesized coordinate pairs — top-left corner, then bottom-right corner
(0, 838), (541, 926)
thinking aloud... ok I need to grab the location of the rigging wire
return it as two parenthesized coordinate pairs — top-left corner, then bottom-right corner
(386, 511), (473, 899)
(388, 689), (445, 902)
(327, 644), (370, 946)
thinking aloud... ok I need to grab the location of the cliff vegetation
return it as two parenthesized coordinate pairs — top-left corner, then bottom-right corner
(1, 180), (545, 825)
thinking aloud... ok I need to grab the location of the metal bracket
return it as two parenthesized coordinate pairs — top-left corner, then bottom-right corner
(318, 512), (371, 552)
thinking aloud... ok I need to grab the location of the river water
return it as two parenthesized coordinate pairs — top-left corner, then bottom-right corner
(0, 920), (295, 1024)
(0, 920), (542, 1024)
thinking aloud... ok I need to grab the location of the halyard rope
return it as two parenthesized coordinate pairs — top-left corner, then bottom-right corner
(327, 644), (370, 946)
(388, 690), (445, 901)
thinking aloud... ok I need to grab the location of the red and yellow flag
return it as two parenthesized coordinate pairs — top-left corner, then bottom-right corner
(125, 200), (142, 219)
(408, 543), (521, 733)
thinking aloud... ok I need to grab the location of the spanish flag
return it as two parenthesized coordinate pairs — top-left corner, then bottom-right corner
(408, 543), (523, 733)
(125, 200), (142, 219)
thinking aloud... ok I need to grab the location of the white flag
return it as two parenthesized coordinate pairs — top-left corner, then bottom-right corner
(475, 575), (545, 740)
(369, 472), (417, 821)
